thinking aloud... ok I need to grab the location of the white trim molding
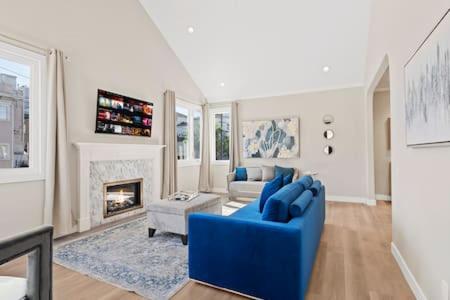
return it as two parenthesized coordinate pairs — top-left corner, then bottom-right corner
(375, 194), (391, 201)
(0, 40), (47, 184)
(326, 195), (369, 204)
(391, 242), (427, 300)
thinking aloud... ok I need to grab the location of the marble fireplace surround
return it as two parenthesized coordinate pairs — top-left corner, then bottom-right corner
(74, 143), (165, 232)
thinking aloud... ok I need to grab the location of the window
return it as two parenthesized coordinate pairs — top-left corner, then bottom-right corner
(210, 108), (230, 163)
(176, 105), (189, 160)
(176, 99), (202, 165)
(193, 111), (201, 159)
(0, 40), (46, 183)
(0, 103), (11, 121)
(0, 143), (10, 160)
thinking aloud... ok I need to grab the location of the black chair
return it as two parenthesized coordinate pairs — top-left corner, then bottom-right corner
(0, 225), (53, 300)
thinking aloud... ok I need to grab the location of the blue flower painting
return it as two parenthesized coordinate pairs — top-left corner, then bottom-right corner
(242, 118), (299, 158)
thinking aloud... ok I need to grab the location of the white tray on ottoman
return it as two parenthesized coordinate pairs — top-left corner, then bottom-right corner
(147, 193), (222, 245)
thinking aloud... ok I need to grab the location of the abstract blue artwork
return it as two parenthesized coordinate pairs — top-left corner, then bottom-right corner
(242, 118), (299, 158)
(405, 10), (450, 146)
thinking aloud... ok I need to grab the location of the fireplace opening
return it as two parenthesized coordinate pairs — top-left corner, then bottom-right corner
(103, 179), (143, 218)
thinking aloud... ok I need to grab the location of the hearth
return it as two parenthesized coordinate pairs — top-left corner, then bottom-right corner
(103, 179), (143, 218)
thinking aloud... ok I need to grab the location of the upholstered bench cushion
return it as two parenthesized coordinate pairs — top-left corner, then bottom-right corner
(0, 277), (26, 300)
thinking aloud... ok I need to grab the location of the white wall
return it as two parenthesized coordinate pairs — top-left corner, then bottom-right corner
(177, 165), (200, 191)
(373, 91), (391, 197)
(214, 87), (368, 200)
(366, 2), (450, 299)
(0, 0), (204, 238)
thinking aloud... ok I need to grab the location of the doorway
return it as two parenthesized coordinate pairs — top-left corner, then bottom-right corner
(372, 68), (392, 203)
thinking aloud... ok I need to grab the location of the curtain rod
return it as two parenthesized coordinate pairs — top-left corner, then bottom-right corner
(0, 32), (49, 55)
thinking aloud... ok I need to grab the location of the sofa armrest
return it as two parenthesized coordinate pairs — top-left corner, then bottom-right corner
(226, 172), (235, 191)
(189, 214), (302, 300)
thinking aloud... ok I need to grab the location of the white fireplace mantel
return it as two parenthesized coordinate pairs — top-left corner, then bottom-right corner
(73, 142), (165, 232)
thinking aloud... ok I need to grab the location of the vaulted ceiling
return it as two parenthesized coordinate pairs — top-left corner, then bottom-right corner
(140, 0), (371, 102)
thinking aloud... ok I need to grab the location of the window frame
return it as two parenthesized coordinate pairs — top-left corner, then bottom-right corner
(0, 102), (11, 121)
(0, 40), (47, 183)
(210, 106), (231, 165)
(176, 99), (202, 167)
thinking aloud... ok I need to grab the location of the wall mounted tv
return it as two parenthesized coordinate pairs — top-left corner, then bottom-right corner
(95, 89), (153, 137)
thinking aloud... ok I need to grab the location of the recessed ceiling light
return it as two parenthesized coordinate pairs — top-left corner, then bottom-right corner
(219, 82), (225, 87)
(322, 66), (330, 73)
(187, 26), (194, 34)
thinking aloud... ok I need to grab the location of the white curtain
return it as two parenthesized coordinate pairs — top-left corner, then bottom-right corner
(44, 49), (73, 236)
(198, 103), (212, 192)
(229, 101), (240, 172)
(162, 90), (178, 198)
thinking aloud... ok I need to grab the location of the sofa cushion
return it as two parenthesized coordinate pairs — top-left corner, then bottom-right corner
(235, 167), (247, 181)
(261, 182), (305, 222)
(275, 165), (295, 179)
(309, 180), (322, 196)
(289, 190), (313, 217)
(259, 175), (283, 212)
(296, 175), (314, 189)
(283, 174), (293, 186)
(261, 165), (275, 181)
(246, 167), (262, 181)
(229, 181), (266, 199)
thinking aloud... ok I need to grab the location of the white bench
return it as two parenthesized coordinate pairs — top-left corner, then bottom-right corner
(147, 193), (222, 245)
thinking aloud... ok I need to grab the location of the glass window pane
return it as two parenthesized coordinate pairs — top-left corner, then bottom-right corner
(193, 111), (201, 159)
(0, 57), (31, 168)
(176, 106), (189, 160)
(215, 112), (230, 160)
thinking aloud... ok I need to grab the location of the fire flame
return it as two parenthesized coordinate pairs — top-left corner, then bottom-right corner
(117, 189), (125, 204)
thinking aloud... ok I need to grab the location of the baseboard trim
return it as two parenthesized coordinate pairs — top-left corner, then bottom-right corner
(326, 195), (368, 204)
(391, 242), (427, 300)
(376, 194), (392, 201)
(191, 279), (261, 300)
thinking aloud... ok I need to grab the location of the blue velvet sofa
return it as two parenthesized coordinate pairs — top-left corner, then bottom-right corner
(188, 177), (326, 300)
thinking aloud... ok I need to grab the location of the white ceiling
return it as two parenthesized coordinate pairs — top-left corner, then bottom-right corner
(140, 0), (371, 102)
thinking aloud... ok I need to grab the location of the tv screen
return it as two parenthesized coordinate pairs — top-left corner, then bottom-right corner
(95, 89), (153, 137)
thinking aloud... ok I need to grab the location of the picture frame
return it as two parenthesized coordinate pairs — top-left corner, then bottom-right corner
(404, 9), (450, 146)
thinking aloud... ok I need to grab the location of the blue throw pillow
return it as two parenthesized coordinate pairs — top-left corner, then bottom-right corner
(274, 165), (295, 179)
(259, 175), (283, 212)
(262, 182), (305, 222)
(289, 190), (313, 217)
(235, 167), (247, 181)
(283, 174), (293, 186)
(309, 180), (322, 196)
(296, 175), (314, 189)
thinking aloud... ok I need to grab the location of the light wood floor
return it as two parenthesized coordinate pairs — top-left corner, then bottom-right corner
(0, 201), (414, 300)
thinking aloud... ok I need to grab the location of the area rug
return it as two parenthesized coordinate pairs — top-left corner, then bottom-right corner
(54, 218), (187, 300)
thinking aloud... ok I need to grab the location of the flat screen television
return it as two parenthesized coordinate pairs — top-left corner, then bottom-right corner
(95, 89), (153, 137)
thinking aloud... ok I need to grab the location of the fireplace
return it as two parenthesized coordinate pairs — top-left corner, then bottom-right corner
(103, 178), (143, 218)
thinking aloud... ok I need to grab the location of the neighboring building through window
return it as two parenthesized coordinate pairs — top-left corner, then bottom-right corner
(193, 110), (201, 159)
(0, 40), (46, 183)
(210, 108), (230, 163)
(0, 58), (31, 168)
(176, 99), (202, 164)
(176, 105), (189, 160)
